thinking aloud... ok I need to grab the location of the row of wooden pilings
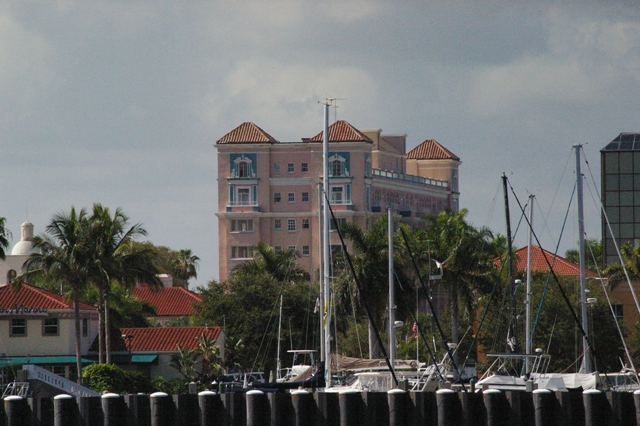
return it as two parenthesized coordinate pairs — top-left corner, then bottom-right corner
(1, 388), (640, 426)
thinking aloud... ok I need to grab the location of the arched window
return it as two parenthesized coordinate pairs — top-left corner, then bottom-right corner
(331, 160), (342, 177)
(238, 161), (249, 178)
(6, 270), (16, 285)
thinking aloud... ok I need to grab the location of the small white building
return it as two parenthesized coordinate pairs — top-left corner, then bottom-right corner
(0, 221), (39, 286)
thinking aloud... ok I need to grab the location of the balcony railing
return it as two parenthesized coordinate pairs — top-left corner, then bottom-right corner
(372, 169), (447, 188)
(329, 198), (352, 205)
(228, 200), (258, 207)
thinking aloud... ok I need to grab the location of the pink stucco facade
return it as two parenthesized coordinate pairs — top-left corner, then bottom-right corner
(215, 121), (460, 281)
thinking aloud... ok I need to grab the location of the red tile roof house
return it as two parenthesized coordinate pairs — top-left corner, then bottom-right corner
(509, 245), (639, 331)
(0, 283), (99, 382)
(95, 326), (224, 382)
(508, 245), (598, 278)
(132, 285), (202, 326)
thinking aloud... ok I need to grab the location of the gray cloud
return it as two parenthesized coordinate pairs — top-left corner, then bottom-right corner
(2, 1), (639, 285)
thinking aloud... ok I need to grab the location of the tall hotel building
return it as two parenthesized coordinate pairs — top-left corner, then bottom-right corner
(215, 120), (460, 281)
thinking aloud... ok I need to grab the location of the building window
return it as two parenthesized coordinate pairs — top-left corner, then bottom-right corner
(330, 217), (347, 231)
(302, 218), (310, 229)
(331, 186), (344, 204)
(302, 245), (310, 256)
(274, 192), (281, 203)
(332, 160), (342, 177)
(82, 318), (88, 337)
(238, 161), (249, 178)
(6, 269), (16, 285)
(302, 192), (309, 202)
(274, 219), (282, 230)
(287, 219), (296, 232)
(231, 219), (254, 232)
(288, 163), (295, 173)
(43, 318), (59, 336)
(236, 187), (251, 205)
(231, 246), (253, 259)
(275, 246), (282, 254)
(274, 163), (281, 174)
(288, 192), (295, 203)
(612, 304), (624, 321)
(452, 169), (459, 193)
(10, 319), (26, 337)
(288, 245), (296, 252)
(301, 163), (308, 173)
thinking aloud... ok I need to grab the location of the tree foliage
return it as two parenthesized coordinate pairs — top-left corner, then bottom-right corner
(172, 249), (200, 289)
(22, 207), (91, 383)
(477, 271), (625, 373)
(0, 217), (10, 260)
(605, 242), (640, 291)
(85, 204), (163, 364)
(565, 239), (602, 272)
(410, 208), (497, 364)
(332, 216), (412, 358)
(195, 273), (316, 375)
(83, 363), (152, 394)
(232, 242), (310, 283)
(129, 242), (201, 288)
(169, 334), (223, 386)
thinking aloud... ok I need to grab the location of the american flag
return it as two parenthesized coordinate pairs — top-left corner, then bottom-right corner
(412, 322), (418, 340)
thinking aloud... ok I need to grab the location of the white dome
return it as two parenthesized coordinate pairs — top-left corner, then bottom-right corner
(11, 221), (38, 256)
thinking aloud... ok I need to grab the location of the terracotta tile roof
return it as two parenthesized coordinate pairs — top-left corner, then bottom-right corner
(116, 326), (222, 352)
(308, 120), (373, 143)
(133, 286), (201, 316)
(216, 122), (279, 144)
(496, 245), (598, 277)
(0, 283), (96, 311)
(407, 139), (460, 161)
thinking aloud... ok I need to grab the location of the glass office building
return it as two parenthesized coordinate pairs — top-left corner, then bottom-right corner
(601, 133), (640, 265)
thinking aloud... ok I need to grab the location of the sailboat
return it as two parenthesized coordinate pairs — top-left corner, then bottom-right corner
(475, 171), (576, 392)
(477, 145), (629, 392)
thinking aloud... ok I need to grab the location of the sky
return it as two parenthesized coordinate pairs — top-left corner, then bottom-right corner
(2, 1), (639, 287)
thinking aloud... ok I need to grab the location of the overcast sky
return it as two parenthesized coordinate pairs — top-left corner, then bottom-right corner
(2, 1), (638, 287)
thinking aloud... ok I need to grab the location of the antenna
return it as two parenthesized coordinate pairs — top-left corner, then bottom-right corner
(320, 96), (347, 122)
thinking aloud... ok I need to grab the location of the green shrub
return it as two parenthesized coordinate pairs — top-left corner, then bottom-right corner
(124, 369), (152, 394)
(83, 363), (152, 394)
(83, 364), (127, 393)
(151, 376), (172, 393)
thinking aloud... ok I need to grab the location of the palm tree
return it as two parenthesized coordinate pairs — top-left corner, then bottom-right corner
(20, 208), (90, 383)
(333, 216), (410, 358)
(172, 249), (200, 289)
(605, 242), (640, 290)
(170, 344), (197, 382)
(232, 242), (310, 283)
(87, 204), (162, 363)
(415, 208), (496, 363)
(0, 217), (10, 259)
(195, 333), (222, 384)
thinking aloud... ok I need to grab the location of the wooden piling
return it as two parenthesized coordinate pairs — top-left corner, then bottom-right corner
(437, 388), (462, 426)
(53, 394), (75, 426)
(150, 392), (173, 426)
(246, 390), (269, 426)
(339, 390), (362, 426)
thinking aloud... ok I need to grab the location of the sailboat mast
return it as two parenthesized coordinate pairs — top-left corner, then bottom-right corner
(277, 295), (283, 380)
(318, 184), (325, 362)
(502, 174), (517, 353)
(525, 195), (534, 372)
(575, 144), (590, 373)
(322, 101), (332, 387)
(388, 208), (396, 375)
